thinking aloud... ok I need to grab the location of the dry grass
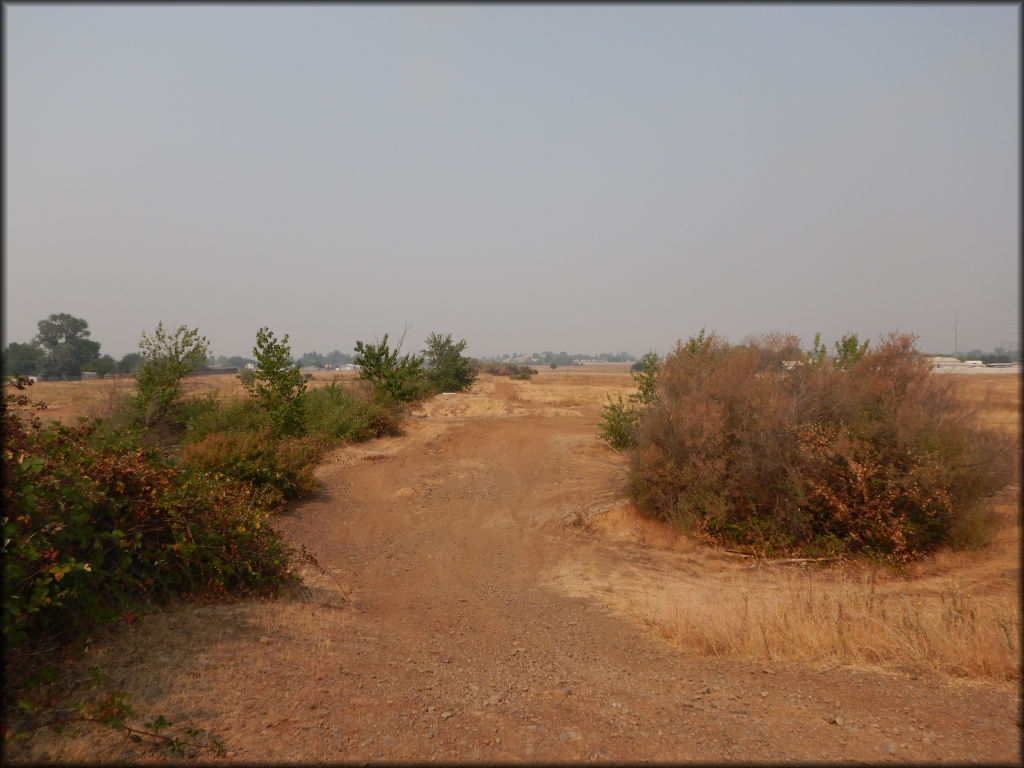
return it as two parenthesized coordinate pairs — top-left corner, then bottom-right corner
(514, 363), (637, 408)
(579, 372), (1021, 683)
(3, 372), (363, 426)
(7, 368), (1018, 684)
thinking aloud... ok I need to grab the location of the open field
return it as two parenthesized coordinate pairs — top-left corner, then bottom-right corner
(4, 367), (1020, 763)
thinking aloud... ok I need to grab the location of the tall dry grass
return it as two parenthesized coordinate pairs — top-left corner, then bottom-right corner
(647, 562), (1019, 681)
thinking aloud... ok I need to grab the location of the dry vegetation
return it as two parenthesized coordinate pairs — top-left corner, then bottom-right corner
(559, 371), (1020, 683)
(5, 368), (1019, 685)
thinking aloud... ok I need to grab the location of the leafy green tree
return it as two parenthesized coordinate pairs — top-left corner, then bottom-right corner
(631, 351), (660, 406)
(132, 323), (210, 429)
(243, 328), (307, 435)
(324, 350), (355, 367)
(3, 342), (45, 376)
(117, 352), (142, 374)
(599, 351), (660, 449)
(296, 351), (326, 368)
(81, 355), (116, 376)
(33, 313), (101, 379)
(354, 334), (427, 402)
(806, 332), (828, 366)
(423, 332), (476, 393)
(834, 333), (870, 370)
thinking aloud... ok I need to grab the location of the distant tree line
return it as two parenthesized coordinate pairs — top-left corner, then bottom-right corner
(476, 351), (636, 365)
(2, 314), (365, 379)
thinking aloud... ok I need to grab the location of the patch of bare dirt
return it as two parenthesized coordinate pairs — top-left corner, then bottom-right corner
(6, 371), (1020, 763)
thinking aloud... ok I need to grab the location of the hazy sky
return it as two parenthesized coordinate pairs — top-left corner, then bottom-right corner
(4, 4), (1019, 360)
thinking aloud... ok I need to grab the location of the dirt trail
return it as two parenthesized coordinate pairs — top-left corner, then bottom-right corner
(11, 377), (1020, 763)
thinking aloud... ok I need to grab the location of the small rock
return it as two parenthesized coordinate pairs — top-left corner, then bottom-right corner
(259, 636), (270, 644)
(885, 742), (897, 753)
(441, 711), (453, 720)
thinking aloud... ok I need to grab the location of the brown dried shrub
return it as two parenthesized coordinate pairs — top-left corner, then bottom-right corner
(627, 332), (1016, 562)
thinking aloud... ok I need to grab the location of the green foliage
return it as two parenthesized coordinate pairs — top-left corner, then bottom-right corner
(81, 355), (117, 377)
(295, 350), (355, 368)
(117, 352), (142, 374)
(599, 393), (642, 450)
(179, 428), (323, 507)
(806, 332), (828, 366)
(243, 327), (307, 435)
(2, 379), (296, 650)
(211, 354), (256, 368)
(599, 351), (661, 449)
(302, 382), (403, 442)
(625, 331), (1016, 562)
(184, 398), (270, 441)
(423, 332), (476, 393)
(3, 342), (45, 377)
(354, 334), (429, 403)
(632, 351), (660, 405)
(471, 360), (538, 379)
(130, 323), (210, 430)
(834, 332), (870, 370)
(33, 314), (102, 379)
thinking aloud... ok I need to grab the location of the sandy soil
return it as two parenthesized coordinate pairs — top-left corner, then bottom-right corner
(6, 370), (1020, 763)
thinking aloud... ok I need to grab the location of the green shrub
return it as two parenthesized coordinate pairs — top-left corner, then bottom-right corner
(243, 327), (306, 436)
(423, 332), (476, 393)
(2, 380), (295, 649)
(178, 427), (324, 506)
(302, 382), (403, 442)
(599, 393), (641, 449)
(599, 351), (660, 449)
(354, 334), (430, 403)
(184, 397), (270, 441)
(626, 331), (1016, 562)
(128, 323), (210, 432)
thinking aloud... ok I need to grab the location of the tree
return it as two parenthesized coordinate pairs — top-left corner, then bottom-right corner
(599, 351), (660, 449)
(296, 351), (326, 368)
(117, 352), (142, 374)
(3, 342), (45, 377)
(132, 322), (210, 428)
(834, 333), (870, 370)
(33, 313), (101, 379)
(354, 333), (427, 403)
(243, 327), (307, 435)
(81, 354), (116, 376)
(423, 332), (476, 393)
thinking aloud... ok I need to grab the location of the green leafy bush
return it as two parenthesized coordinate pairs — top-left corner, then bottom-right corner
(302, 382), (403, 442)
(423, 332), (476, 393)
(598, 393), (642, 450)
(128, 323), (210, 432)
(599, 351), (660, 449)
(184, 397), (270, 441)
(354, 334), (430, 403)
(178, 427), (324, 506)
(243, 327), (306, 435)
(2, 380), (295, 649)
(625, 332), (1016, 562)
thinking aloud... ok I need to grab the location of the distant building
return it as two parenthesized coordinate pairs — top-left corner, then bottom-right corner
(926, 356), (962, 369)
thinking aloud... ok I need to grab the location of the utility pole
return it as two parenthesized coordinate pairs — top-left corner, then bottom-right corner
(953, 310), (958, 357)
